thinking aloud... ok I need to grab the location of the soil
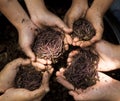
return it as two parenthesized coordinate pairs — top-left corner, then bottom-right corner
(32, 27), (65, 63)
(14, 65), (43, 91)
(64, 47), (99, 89)
(71, 18), (96, 41)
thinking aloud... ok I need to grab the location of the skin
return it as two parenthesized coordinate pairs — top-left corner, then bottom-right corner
(67, 40), (120, 71)
(24, 0), (74, 52)
(64, 0), (114, 47)
(0, 0), (37, 61)
(56, 40), (120, 101)
(0, 0), (56, 69)
(24, 0), (72, 33)
(0, 58), (54, 101)
(64, 0), (88, 28)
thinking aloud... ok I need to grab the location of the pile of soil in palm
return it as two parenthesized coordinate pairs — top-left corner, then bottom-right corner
(32, 27), (65, 63)
(14, 65), (43, 91)
(71, 18), (96, 41)
(64, 47), (99, 89)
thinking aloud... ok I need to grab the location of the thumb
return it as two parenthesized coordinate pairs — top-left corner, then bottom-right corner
(22, 46), (35, 61)
(69, 91), (77, 96)
(55, 19), (72, 33)
(64, 16), (74, 29)
(67, 17), (74, 29)
(69, 91), (81, 100)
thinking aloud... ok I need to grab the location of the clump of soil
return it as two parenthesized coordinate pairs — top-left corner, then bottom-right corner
(64, 47), (99, 89)
(32, 27), (65, 63)
(15, 65), (43, 91)
(71, 18), (96, 41)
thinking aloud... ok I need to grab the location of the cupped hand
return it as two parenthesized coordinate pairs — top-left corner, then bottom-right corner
(1, 68), (53, 101)
(67, 40), (120, 72)
(64, 0), (88, 28)
(18, 23), (39, 61)
(31, 8), (72, 34)
(0, 58), (31, 92)
(79, 8), (104, 47)
(68, 72), (120, 101)
(0, 58), (54, 101)
(95, 40), (120, 71)
(63, 0), (88, 48)
(56, 69), (120, 101)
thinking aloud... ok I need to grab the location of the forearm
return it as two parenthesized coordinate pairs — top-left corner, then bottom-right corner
(89, 0), (114, 17)
(72, 0), (88, 5)
(117, 45), (120, 68)
(111, 80), (120, 101)
(0, 0), (32, 30)
(24, 0), (47, 17)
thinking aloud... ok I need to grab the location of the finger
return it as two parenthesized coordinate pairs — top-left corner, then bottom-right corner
(68, 50), (79, 58)
(90, 33), (102, 44)
(32, 62), (46, 71)
(72, 37), (80, 46)
(64, 37), (69, 50)
(46, 59), (52, 65)
(65, 34), (73, 45)
(56, 67), (66, 78)
(56, 76), (74, 90)
(42, 68), (54, 84)
(5, 58), (30, 68)
(69, 91), (78, 97)
(69, 91), (81, 101)
(76, 41), (81, 46)
(80, 41), (92, 47)
(67, 17), (74, 29)
(59, 68), (66, 73)
(90, 25), (103, 44)
(67, 57), (73, 65)
(41, 68), (54, 92)
(64, 44), (69, 51)
(36, 58), (47, 64)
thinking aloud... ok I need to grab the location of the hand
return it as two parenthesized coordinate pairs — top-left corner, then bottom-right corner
(80, 8), (104, 47)
(0, 58), (54, 101)
(68, 72), (120, 101)
(24, 0), (72, 34)
(0, 58), (31, 92)
(64, 0), (88, 28)
(56, 69), (120, 101)
(18, 23), (38, 61)
(95, 40), (120, 71)
(32, 9), (72, 34)
(67, 40), (120, 71)
(63, 0), (88, 49)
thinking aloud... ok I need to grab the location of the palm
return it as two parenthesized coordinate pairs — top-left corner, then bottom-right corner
(95, 40), (120, 71)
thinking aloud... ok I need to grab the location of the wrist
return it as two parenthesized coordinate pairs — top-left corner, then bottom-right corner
(17, 19), (34, 31)
(86, 8), (103, 19)
(89, 0), (114, 17)
(17, 20), (36, 36)
(88, 6), (104, 17)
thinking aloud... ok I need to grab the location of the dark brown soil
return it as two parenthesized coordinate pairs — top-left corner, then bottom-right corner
(71, 18), (96, 41)
(64, 47), (99, 89)
(14, 65), (43, 91)
(32, 27), (65, 63)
